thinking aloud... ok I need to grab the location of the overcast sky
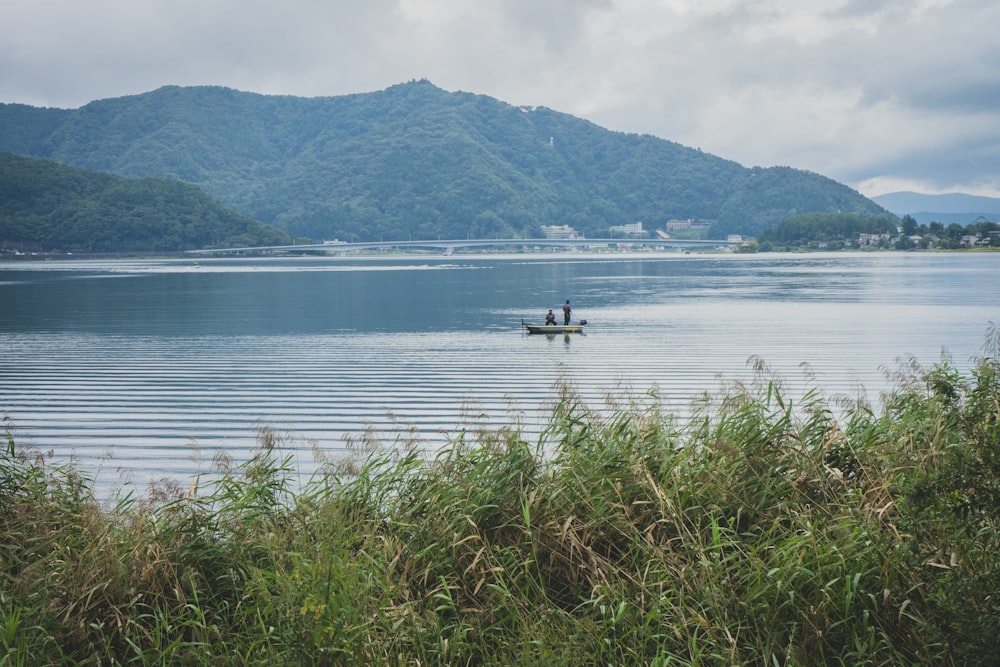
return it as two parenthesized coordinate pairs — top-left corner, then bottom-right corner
(3, 0), (998, 197)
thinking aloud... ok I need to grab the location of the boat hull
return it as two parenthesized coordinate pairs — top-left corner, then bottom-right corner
(522, 322), (585, 334)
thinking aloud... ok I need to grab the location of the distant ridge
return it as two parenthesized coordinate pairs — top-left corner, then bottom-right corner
(873, 191), (1000, 225)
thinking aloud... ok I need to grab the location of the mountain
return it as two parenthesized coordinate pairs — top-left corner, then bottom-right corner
(873, 191), (1000, 226)
(0, 152), (290, 252)
(0, 80), (888, 242)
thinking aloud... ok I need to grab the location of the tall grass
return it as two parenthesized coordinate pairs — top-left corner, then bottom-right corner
(1, 327), (998, 665)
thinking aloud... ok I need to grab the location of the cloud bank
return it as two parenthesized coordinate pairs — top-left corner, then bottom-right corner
(3, 0), (998, 196)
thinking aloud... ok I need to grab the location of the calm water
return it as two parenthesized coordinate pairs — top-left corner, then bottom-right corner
(2, 251), (997, 497)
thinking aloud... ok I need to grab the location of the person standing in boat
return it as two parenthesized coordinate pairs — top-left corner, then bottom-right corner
(545, 309), (557, 325)
(562, 300), (572, 325)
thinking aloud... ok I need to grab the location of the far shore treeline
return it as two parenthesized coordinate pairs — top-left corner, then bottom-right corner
(2, 146), (996, 253)
(2, 328), (999, 664)
(758, 211), (1000, 251)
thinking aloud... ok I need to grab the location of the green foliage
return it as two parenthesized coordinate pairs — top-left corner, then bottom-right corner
(0, 81), (887, 242)
(4, 331), (999, 664)
(758, 211), (898, 247)
(931, 218), (1000, 249)
(860, 326), (1000, 664)
(758, 210), (999, 251)
(712, 167), (888, 239)
(0, 152), (289, 252)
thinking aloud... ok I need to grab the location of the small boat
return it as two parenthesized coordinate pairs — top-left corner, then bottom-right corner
(522, 320), (587, 335)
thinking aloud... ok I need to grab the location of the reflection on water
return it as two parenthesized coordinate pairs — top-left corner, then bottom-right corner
(2, 252), (998, 497)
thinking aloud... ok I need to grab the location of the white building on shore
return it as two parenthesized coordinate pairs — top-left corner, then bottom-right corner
(609, 221), (645, 237)
(541, 225), (580, 239)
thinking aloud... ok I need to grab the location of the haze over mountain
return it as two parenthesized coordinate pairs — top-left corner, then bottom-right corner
(0, 81), (888, 245)
(872, 192), (1000, 226)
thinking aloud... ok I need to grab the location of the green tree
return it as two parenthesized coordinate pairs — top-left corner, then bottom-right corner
(757, 212), (897, 248)
(0, 152), (289, 252)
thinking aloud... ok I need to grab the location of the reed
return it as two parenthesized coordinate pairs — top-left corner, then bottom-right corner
(1, 326), (998, 665)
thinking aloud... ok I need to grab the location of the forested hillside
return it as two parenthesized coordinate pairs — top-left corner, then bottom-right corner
(0, 152), (289, 253)
(0, 81), (888, 243)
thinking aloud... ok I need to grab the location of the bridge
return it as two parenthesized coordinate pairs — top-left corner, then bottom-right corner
(187, 237), (740, 256)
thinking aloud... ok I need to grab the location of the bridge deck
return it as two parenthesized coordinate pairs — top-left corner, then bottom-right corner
(188, 237), (738, 255)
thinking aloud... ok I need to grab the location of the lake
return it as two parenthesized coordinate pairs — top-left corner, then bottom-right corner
(2, 251), (997, 497)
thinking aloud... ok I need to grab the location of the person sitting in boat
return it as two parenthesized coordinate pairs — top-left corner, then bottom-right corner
(545, 309), (557, 325)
